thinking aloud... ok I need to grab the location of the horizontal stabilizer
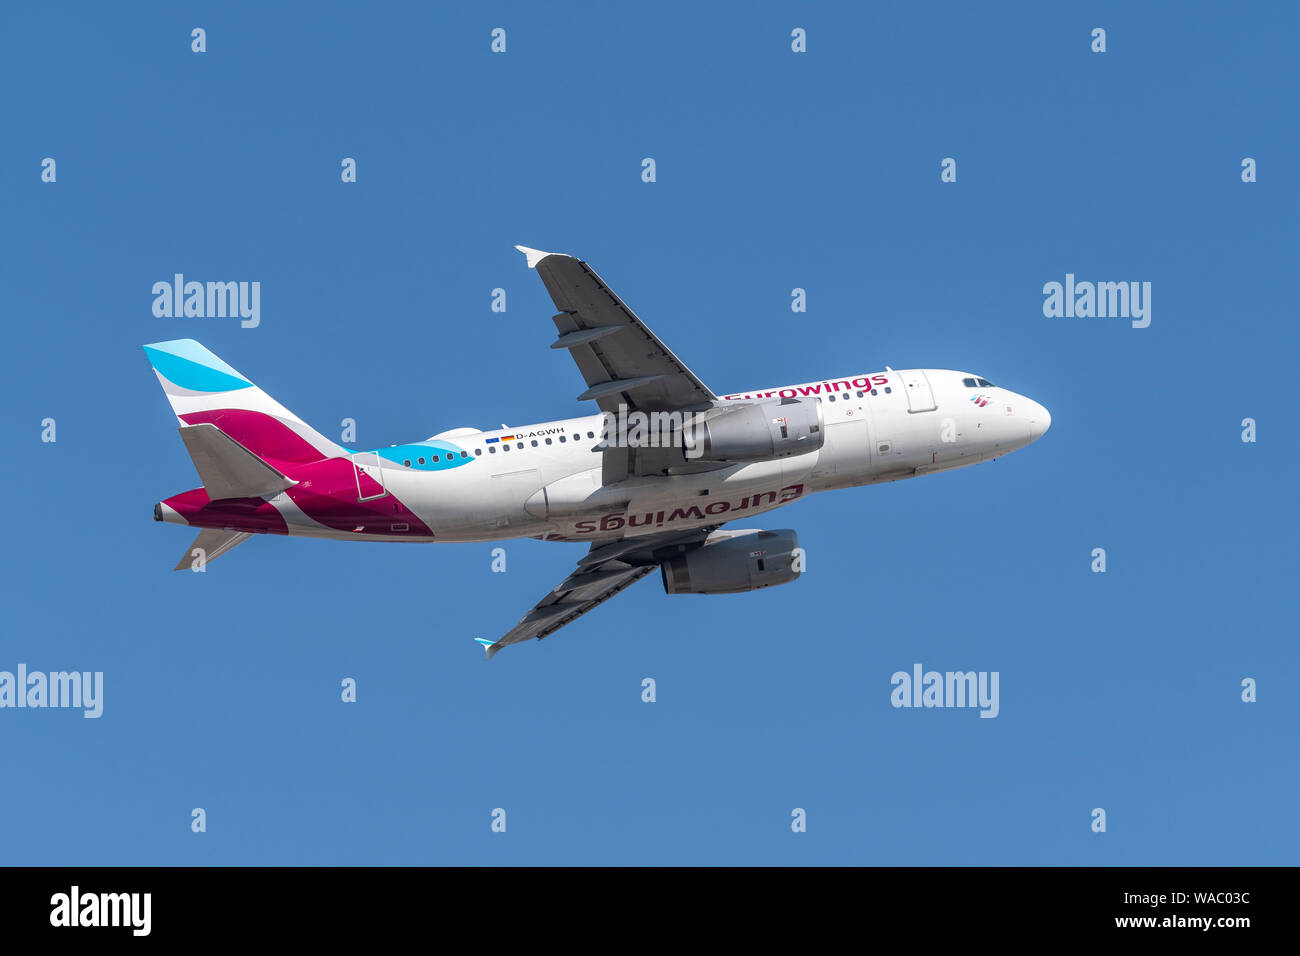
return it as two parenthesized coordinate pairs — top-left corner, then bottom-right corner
(178, 423), (295, 500)
(173, 528), (252, 571)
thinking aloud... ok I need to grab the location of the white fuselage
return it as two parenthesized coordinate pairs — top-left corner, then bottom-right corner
(312, 368), (1050, 545)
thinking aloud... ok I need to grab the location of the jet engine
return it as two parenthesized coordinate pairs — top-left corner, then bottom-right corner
(689, 397), (823, 463)
(661, 529), (802, 595)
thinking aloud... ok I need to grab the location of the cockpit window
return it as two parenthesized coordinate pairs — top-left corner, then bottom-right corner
(976, 378), (994, 387)
(962, 377), (978, 387)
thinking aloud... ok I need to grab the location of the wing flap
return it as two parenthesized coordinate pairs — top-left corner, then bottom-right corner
(517, 247), (717, 415)
(517, 246), (728, 481)
(480, 527), (718, 658)
(481, 565), (656, 659)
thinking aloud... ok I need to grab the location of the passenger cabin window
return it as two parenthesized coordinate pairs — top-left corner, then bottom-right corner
(474, 448), (482, 456)
(418, 457), (426, 465)
(403, 459), (411, 467)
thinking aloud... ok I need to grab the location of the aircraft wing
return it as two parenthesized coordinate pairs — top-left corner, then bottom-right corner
(478, 527), (715, 659)
(516, 246), (722, 480)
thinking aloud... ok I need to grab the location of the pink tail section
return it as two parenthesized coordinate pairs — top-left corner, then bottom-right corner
(144, 338), (346, 466)
(147, 339), (436, 542)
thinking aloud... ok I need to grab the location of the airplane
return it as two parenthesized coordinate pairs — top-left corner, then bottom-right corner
(146, 245), (1050, 658)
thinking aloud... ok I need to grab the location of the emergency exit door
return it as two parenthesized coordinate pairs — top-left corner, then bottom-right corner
(898, 370), (937, 413)
(352, 452), (387, 501)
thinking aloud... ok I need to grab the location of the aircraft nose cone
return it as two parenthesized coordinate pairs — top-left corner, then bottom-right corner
(1026, 401), (1051, 441)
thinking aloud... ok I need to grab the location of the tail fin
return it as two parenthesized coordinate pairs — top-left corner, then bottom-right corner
(143, 339), (346, 467)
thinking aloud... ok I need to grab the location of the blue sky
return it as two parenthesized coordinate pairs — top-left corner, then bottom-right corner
(1, 1), (1295, 864)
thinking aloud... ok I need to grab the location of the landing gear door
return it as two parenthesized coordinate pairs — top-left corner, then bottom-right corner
(352, 452), (387, 501)
(899, 370), (937, 413)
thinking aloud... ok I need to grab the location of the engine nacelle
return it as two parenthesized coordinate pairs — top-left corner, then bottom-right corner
(690, 397), (823, 463)
(661, 529), (802, 595)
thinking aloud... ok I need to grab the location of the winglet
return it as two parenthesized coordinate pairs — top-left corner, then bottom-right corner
(514, 245), (554, 269)
(474, 637), (501, 660)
